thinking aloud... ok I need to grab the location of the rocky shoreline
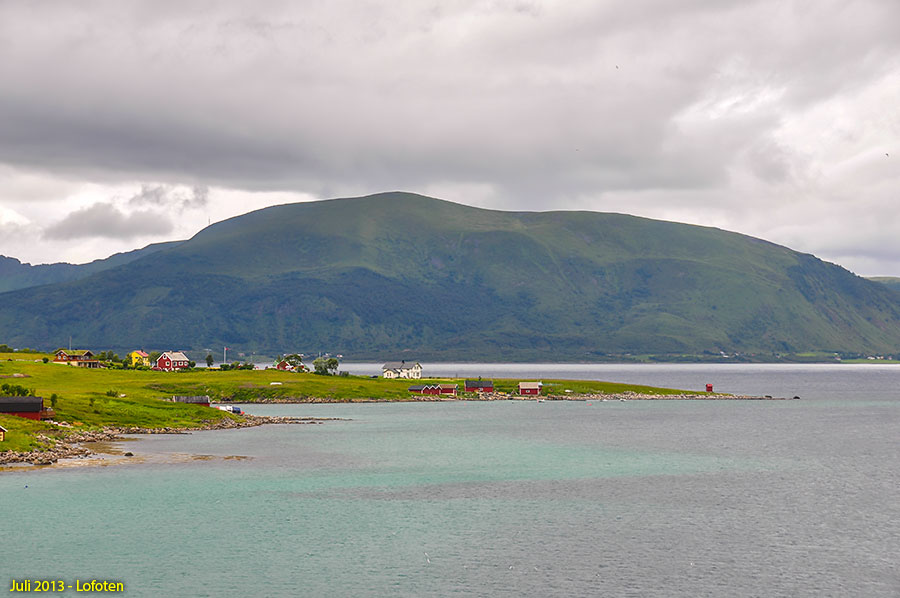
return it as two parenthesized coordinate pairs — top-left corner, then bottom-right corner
(0, 415), (337, 466)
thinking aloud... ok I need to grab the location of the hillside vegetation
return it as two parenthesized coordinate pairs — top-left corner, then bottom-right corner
(2, 192), (900, 359)
(0, 241), (182, 293)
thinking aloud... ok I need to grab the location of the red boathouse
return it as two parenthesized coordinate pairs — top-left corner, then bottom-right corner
(464, 380), (494, 393)
(517, 382), (543, 396)
(0, 396), (44, 420)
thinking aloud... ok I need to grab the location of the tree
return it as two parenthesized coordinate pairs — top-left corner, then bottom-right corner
(313, 357), (339, 376)
(0, 383), (31, 397)
(205, 353), (214, 367)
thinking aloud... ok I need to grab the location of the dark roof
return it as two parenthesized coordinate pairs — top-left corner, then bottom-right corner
(0, 396), (43, 412)
(172, 395), (211, 403)
(383, 361), (421, 369)
(408, 385), (427, 391)
(465, 380), (493, 387)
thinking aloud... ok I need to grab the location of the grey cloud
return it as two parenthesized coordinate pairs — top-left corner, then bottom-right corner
(0, 1), (899, 271)
(43, 203), (173, 240)
(128, 184), (209, 210)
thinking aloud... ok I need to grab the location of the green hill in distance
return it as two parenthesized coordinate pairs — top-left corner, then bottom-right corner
(2, 192), (900, 360)
(0, 240), (183, 293)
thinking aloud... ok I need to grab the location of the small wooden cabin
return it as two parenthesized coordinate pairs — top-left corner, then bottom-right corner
(517, 382), (543, 396)
(465, 380), (494, 393)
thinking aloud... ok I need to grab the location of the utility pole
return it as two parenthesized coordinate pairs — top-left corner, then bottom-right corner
(223, 346), (228, 363)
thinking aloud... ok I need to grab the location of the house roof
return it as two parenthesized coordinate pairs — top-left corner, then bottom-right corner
(160, 351), (190, 362)
(54, 349), (94, 357)
(131, 350), (149, 357)
(518, 381), (543, 389)
(439, 384), (458, 390)
(408, 385), (427, 391)
(383, 361), (421, 369)
(0, 425), (7, 433)
(172, 395), (210, 403)
(465, 380), (494, 387)
(0, 396), (43, 412)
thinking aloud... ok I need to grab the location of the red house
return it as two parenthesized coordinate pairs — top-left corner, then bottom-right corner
(518, 381), (543, 396)
(155, 351), (191, 371)
(465, 380), (494, 393)
(408, 384), (457, 396)
(0, 396), (44, 420)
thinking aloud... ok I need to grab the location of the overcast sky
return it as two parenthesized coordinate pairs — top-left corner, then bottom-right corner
(1, 1), (898, 275)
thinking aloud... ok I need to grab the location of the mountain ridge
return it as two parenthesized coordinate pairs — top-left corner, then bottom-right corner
(2, 192), (899, 359)
(0, 240), (184, 293)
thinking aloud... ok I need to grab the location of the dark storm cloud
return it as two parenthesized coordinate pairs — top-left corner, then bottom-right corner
(1, 1), (899, 271)
(11, 0), (896, 198)
(43, 203), (173, 240)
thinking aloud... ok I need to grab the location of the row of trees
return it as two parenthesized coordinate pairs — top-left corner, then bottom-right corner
(0, 383), (35, 397)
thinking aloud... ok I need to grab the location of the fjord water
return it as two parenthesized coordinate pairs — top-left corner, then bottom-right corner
(2, 366), (899, 597)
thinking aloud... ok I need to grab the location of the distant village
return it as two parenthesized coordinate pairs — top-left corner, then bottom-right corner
(0, 350), (548, 426)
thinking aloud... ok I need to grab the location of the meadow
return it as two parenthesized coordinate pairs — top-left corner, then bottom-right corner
(0, 352), (689, 453)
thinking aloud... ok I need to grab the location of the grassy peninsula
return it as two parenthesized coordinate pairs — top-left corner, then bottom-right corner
(0, 352), (692, 456)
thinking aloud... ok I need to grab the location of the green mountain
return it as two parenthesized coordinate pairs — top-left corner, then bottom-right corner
(2, 192), (900, 359)
(868, 277), (900, 293)
(0, 241), (183, 293)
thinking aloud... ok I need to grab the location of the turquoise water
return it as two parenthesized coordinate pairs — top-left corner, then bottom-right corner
(2, 388), (899, 596)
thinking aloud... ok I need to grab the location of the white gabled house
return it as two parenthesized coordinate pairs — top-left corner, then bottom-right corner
(382, 360), (423, 379)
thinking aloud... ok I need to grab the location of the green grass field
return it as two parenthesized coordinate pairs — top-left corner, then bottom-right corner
(0, 356), (693, 453)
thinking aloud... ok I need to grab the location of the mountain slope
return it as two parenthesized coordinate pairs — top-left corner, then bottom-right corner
(0, 241), (183, 293)
(868, 277), (900, 293)
(1, 192), (899, 359)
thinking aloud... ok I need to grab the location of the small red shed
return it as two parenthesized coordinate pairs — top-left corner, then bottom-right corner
(464, 380), (494, 393)
(517, 382), (543, 396)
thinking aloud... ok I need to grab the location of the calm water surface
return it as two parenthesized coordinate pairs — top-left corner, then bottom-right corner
(1, 365), (898, 597)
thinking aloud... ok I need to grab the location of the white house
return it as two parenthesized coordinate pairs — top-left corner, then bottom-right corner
(382, 360), (423, 379)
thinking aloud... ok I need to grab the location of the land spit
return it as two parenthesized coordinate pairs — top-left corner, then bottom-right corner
(0, 415), (339, 466)
(234, 392), (793, 403)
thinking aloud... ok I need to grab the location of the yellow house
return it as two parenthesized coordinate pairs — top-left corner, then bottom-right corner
(129, 350), (150, 367)
(0, 425), (7, 442)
